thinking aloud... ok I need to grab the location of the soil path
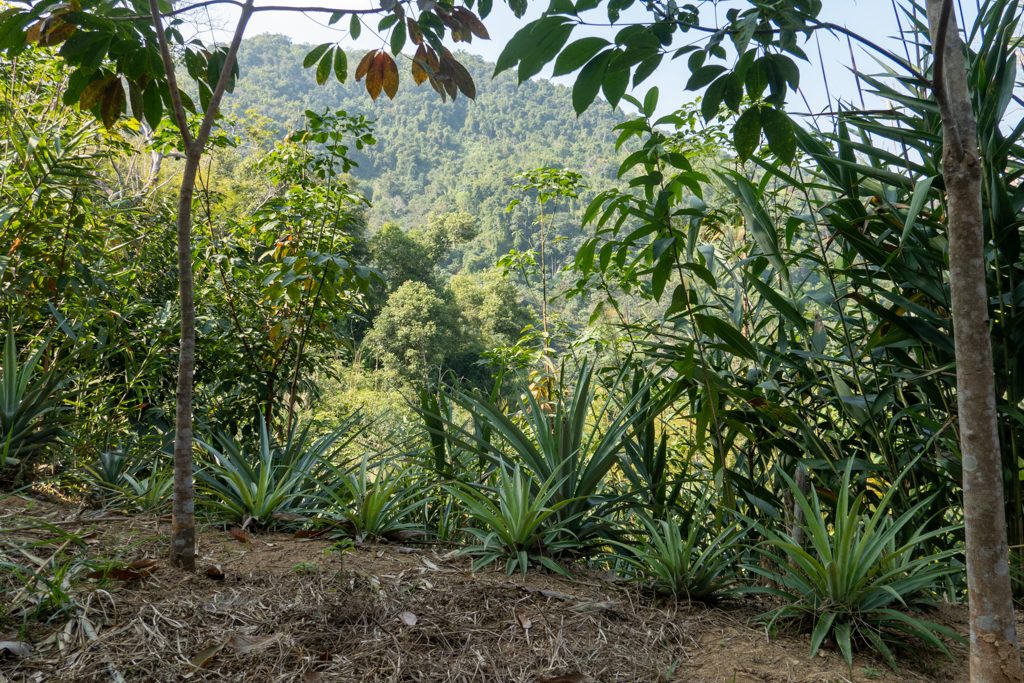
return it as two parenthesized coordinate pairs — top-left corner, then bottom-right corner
(0, 494), (993, 682)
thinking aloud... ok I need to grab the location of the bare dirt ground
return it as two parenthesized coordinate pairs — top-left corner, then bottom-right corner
(0, 494), (994, 683)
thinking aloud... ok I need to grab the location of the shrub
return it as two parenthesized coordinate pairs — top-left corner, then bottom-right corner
(195, 412), (364, 526)
(612, 493), (745, 601)
(312, 450), (427, 542)
(744, 463), (964, 671)
(447, 464), (578, 576)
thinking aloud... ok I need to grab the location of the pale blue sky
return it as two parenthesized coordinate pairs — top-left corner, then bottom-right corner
(200, 0), (979, 119)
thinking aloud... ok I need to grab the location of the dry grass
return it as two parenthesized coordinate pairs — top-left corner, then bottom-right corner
(0, 494), (992, 683)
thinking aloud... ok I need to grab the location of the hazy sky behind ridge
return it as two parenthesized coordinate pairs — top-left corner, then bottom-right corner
(196, 0), (982, 122)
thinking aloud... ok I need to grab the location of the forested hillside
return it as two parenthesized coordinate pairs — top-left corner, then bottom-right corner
(3, 1), (1024, 680)
(224, 35), (629, 274)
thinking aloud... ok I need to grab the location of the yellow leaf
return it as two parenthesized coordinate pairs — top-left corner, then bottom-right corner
(411, 46), (428, 86)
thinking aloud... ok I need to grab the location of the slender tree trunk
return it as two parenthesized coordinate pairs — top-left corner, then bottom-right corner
(149, 0), (254, 570)
(926, 2), (1022, 680)
(170, 152), (200, 569)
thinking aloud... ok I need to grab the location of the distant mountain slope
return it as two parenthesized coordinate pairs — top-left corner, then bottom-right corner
(224, 34), (630, 272)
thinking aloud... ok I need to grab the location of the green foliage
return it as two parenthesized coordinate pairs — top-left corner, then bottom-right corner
(80, 445), (145, 501)
(223, 37), (627, 269)
(745, 464), (964, 671)
(444, 359), (664, 549)
(447, 464), (576, 576)
(312, 450), (426, 542)
(195, 413), (364, 526)
(362, 280), (461, 385)
(612, 496), (745, 601)
(0, 328), (72, 467)
(121, 467), (174, 512)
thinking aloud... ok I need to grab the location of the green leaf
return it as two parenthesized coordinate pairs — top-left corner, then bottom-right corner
(748, 276), (805, 331)
(651, 251), (673, 301)
(143, 79), (163, 130)
(809, 612), (837, 658)
(701, 76), (727, 122)
(552, 36), (609, 76)
(694, 314), (758, 360)
(733, 105), (761, 161)
(303, 43), (331, 69)
(744, 56), (769, 99)
(494, 19), (540, 76)
(898, 175), (937, 247)
(632, 53), (662, 87)
(334, 48), (348, 83)
(518, 19), (574, 83)
(350, 14), (361, 40)
(642, 87), (658, 117)
(390, 18), (406, 56)
(316, 49), (332, 85)
(686, 64), (726, 90)
(760, 107), (795, 164)
(378, 14), (398, 30)
(602, 64), (629, 109)
(572, 50), (611, 115)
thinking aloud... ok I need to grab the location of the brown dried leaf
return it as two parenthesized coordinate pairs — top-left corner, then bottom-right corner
(433, 6), (456, 29)
(515, 612), (532, 631)
(86, 558), (157, 581)
(129, 558), (157, 574)
(381, 51), (399, 100)
(442, 78), (458, 100)
(537, 675), (589, 683)
(354, 49), (375, 82)
(365, 50), (386, 100)
(229, 527), (252, 543)
(79, 74), (116, 111)
(100, 79), (126, 130)
(293, 529), (328, 539)
(451, 7), (490, 39)
(385, 529), (426, 542)
(26, 21), (42, 43)
(406, 17), (423, 45)
(0, 641), (32, 658)
(425, 46), (441, 74)
(225, 633), (282, 654)
(398, 611), (418, 626)
(569, 601), (619, 613)
(428, 77), (447, 102)
(190, 643), (224, 670)
(206, 565), (225, 580)
(80, 531), (99, 545)
(39, 20), (76, 47)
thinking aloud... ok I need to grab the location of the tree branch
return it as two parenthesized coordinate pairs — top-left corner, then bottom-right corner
(929, 0), (963, 159)
(148, 0), (194, 150)
(193, 0), (254, 155)
(116, 0), (384, 21)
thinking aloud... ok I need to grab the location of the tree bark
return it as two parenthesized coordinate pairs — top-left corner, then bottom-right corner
(149, 0), (254, 570)
(926, 2), (1022, 681)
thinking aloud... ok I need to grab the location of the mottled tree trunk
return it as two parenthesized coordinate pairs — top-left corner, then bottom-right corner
(169, 152), (200, 569)
(149, 0), (254, 571)
(926, 2), (1022, 680)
